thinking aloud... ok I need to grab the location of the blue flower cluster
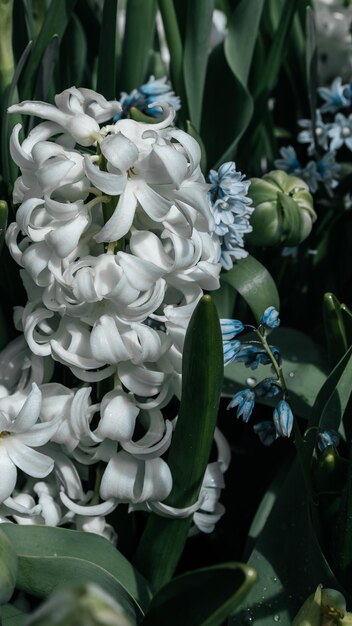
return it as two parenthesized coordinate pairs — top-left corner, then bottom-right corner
(275, 77), (352, 194)
(114, 76), (181, 120)
(222, 307), (294, 445)
(208, 162), (254, 270)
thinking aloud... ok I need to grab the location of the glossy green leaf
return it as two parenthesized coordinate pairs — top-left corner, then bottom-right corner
(221, 255), (280, 325)
(1, 604), (26, 626)
(97, 0), (118, 99)
(134, 296), (224, 590)
(59, 14), (87, 91)
(223, 327), (328, 419)
(317, 345), (352, 437)
(211, 280), (237, 320)
(305, 7), (318, 149)
(20, 0), (78, 101)
(141, 563), (256, 626)
(0, 525), (152, 623)
(332, 445), (352, 589)
(183, 0), (214, 131)
(0, 527), (18, 604)
(202, 0), (264, 168)
(254, 0), (300, 99)
(119, 0), (157, 93)
(323, 292), (349, 368)
(224, 0), (264, 87)
(229, 460), (350, 626)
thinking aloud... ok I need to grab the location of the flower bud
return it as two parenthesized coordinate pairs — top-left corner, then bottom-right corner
(246, 170), (316, 247)
(292, 585), (350, 626)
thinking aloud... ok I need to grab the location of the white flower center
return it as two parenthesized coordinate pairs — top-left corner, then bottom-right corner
(342, 126), (351, 137)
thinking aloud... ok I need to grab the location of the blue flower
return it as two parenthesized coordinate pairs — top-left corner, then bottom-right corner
(328, 112), (352, 151)
(115, 75), (181, 120)
(274, 146), (302, 175)
(254, 378), (281, 398)
(253, 421), (278, 446)
(300, 160), (320, 193)
(298, 110), (330, 155)
(261, 306), (280, 329)
(227, 388), (255, 423)
(223, 339), (241, 366)
(318, 77), (351, 113)
(316, 151), (340, 192)
(220, 318), (245, 340)
(317, 429), (340, 452)
(230, 343), (281, 370)
(273, 400), (293, 437)
(208, 161), (253, 270)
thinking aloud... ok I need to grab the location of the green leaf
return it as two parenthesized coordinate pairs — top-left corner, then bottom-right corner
(97, 0), (118, 99)
(254, 0), (300, 99)
(201, 44), (252, 167)
(134, 296), (224, 590)
(223, 327), (328, 419)
(211, 280), (237, 320)
(224, 0), (265, 86)
(0, 527), (18, 604)
(229, 460), (350, 626)
(1, 604), (26, 626)
(202, 0), (264, 168)
(119, 0), (157, 93)
(305, 7), (318, 149)
(221, 255), (280, 324)
(323, 292), (349, 369)
(59, 14), (87, 91)
(141, 563), (256, 626)
(0, 525), (152, 623)
(317, 345), (352, 437)
(20, 0), (78, 101)
(183, 0), (214, 131)
(157, 0), (187, 120)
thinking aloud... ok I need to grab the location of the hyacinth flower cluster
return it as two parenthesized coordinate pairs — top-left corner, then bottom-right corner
(275, 76), (352, 194)
(115, 75), (181, 120)
(222, 306), (294, 446)
(0, 86), (231, 538)
(207, 162), (254, 270)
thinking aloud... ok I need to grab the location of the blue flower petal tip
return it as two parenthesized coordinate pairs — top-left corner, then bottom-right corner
(273, 400), (293, 437)
(227, 388), (255, 423)
(253, 421), (278, 446)
(261, 306), (280, 329)
(317, 429), (340, 452)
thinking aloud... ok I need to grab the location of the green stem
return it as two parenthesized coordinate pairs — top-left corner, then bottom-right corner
(255, 328), (287, 394)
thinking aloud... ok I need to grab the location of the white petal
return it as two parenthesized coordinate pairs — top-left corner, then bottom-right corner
(46, 213), (89, 257)
(100, 132), (139, 171)
(96, 391), (139, 442)
(118, 362), (166, 396)
(17, 419), (60, 447)
(0, 452), (17, 502)
(6, 438), (54, 477)
(117, 251), (164, 290)
(139, 457), (173, 502)
(84, 156), (127, 195)
(90, 315), (131, 364)
(60, 492), (117, 516)
(12, 383), (42, 433)
(94, 187), (137, 243)
(121, 419), (173, 459)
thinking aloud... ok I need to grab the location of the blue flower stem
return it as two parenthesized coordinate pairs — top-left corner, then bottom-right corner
(255, 328), (317, 507)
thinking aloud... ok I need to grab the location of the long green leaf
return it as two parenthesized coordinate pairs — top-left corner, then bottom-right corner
(323, 292), (349, 369)
(141, 563), (256, 626)
(305, 7), (318, 152)
(224, 0), (264, 86)
(58, 14), (87, 91)
(119, 0), (157, 93)
(97, 0), (118, 99)
(134, 296), (223, 590)
(183, 0), (214, 130)
(0, 527), (18, 604)
(229, 459), (350, 626)
(202, 0), (264, 168)
(221, 255), (280, 324)
(0, 525), (152, 623)
(20, 0), (78, 101)
(1, 604), (26, 626)
(254, 0), (300, 99)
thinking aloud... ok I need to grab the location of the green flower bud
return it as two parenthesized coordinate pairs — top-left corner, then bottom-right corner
(292, 585), (351, 626)
(246, 170), (316, 247)
(25, 583), (135, 626)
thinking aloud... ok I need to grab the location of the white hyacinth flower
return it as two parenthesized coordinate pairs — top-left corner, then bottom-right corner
(0, 384), (58, 502)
